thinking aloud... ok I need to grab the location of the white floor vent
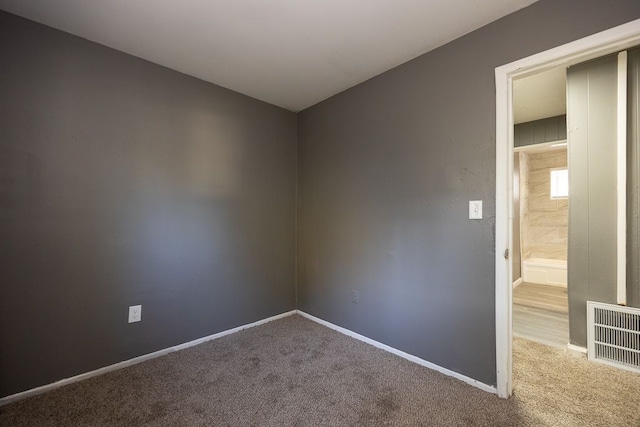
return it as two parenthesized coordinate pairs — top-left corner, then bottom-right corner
(587, 301), (640, 373)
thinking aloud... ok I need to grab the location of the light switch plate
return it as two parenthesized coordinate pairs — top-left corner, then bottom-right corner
(469, 200), (483, 219)
(128, 305), (142, 323)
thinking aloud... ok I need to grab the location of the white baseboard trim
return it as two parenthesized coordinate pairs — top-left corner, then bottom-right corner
(296, 310), (497, 395)
(512, 278), (523, 289)
(566, 344), (588, 358)
(0, 310), (297, 406)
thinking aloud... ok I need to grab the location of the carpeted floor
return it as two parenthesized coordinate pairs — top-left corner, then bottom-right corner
(1, 314), (639, 426)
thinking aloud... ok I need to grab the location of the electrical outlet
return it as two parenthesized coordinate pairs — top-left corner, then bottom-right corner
(469, 200), (483, 220)
(128, 305), (142, 323)
(352, 290), (359, 304)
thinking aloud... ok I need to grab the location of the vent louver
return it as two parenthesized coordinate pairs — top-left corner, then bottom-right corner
(587, 301), (640, 373)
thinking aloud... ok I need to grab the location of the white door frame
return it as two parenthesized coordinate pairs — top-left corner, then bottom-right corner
(495, 18), (640, 398)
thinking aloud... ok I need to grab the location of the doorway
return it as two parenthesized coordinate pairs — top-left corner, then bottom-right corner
(512, 147), (569, 346)
(494, 19), (640, 398)
(511, 68), (569, 348)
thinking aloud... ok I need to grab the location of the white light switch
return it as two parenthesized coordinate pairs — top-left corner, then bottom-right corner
(469, 200), (483, 219)
(128, 305), (142, 323)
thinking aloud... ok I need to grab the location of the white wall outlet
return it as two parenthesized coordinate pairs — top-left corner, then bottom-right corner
(352, 290), (359, 304)
(469, 200), (483, 219)
(128, 305), (142, 323)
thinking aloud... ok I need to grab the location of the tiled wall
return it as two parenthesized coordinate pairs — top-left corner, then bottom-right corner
(519, 148), (568, 261)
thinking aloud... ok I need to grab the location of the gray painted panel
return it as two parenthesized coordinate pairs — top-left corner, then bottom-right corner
(587, 59), (618, 305)
(628, 47), (640, 308)
(514, 115), (566, 147)
(298, 0), (640, 386)
(534, 120), (547, 144)
(517, 122), (535, 147)
(0, 11), (297, 397)
(567, 69), (591, 347)
(545, 116), (560, 142)
(567, 54), (618, 347)
(559, 114), (568, 140)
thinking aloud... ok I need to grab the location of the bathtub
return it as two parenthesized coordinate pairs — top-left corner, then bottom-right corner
(522, 258), (567, 287)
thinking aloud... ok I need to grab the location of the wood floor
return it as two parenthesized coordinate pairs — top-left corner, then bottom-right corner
(513, 282), (569, 347)
(513, 282), (568, 313)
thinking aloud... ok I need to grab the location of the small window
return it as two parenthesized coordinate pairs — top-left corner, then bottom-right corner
(550, 168), (568, 199)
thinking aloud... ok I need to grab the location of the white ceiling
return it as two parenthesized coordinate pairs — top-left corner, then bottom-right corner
(513, 67), (567, 124)
(0, 0), (538, 112)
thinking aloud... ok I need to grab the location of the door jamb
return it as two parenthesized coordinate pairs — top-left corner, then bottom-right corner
(495, 18), (640, 399)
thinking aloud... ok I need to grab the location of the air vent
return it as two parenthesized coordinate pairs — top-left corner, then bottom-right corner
(587, 301), (640, 373)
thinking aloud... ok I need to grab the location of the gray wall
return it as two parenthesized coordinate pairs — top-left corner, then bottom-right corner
(628, 47), (640, 309)
(297, 0), (640, 386)
(567, 55), (619, 347)
(0, 11), (297, 397)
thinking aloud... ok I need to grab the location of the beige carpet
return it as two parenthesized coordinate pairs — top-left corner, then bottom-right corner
(1, 314), (639, 426)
